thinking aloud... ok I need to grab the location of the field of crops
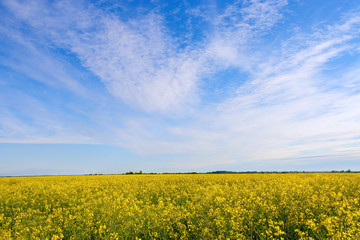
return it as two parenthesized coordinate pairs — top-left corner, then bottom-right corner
(1, 173), (360, 239)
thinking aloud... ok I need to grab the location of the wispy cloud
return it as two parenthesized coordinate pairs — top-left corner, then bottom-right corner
(104, 11), (360, 169)
(183, 13), (360, 166)
(2, 0), (201, 112)
(2, 0), (288, 113)
(0, 30), (88, 96)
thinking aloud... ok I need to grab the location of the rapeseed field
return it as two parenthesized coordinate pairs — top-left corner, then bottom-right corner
(1, 173), (360, 239)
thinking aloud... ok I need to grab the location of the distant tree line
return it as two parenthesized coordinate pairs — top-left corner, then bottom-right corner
(125, 170), (143, 175)
(124, 170), (358, 175)
(86, 169), (357, 176)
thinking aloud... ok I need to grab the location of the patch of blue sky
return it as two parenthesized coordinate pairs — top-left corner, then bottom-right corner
(231, 156), (357, 172)
(94, 0), (163, 17)
(323, 54), (359, 73)
(320, 53), (360, 90)
(0, 143), (142, 176)
(200, 67), (250, 105)
(299, 148), (331, 156)
(164, 13), (209, 49)
(286, 0), (356, 31)
(2, 76), (75, 117)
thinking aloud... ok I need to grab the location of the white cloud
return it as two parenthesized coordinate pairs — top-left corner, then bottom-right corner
(2, 0), (288, 113)
(104, 13), (360, 169)
(186, 14), (360, 165)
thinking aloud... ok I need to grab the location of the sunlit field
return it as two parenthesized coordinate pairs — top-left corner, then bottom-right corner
(1, 173), (360, 239)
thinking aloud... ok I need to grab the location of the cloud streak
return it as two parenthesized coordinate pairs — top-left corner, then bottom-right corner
(2, 0), (290, 113)
(107, 11), (360, 169)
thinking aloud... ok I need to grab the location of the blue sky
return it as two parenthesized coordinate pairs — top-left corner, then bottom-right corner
(1, 0), (360, 176)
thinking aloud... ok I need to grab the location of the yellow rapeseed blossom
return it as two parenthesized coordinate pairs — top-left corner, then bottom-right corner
(1, 173), (360, 239)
